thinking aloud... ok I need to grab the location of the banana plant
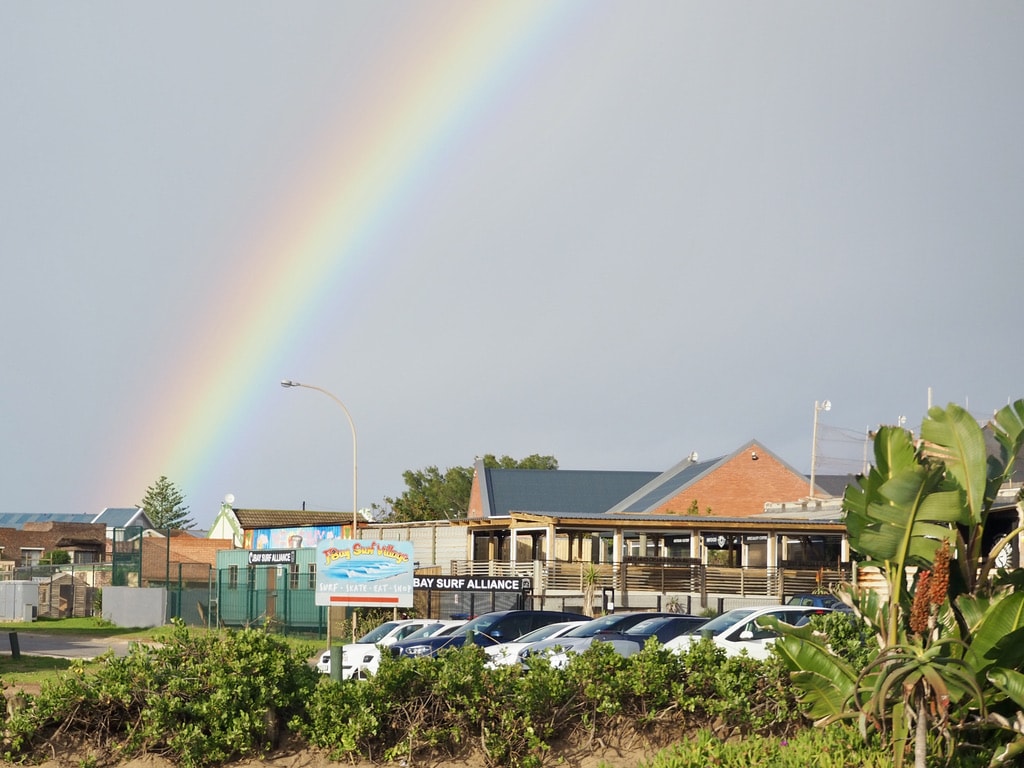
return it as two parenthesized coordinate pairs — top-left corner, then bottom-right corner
(842, 423), (965, 644)
(774, 399), (1024, 768)
(987, 667), (1024, 766)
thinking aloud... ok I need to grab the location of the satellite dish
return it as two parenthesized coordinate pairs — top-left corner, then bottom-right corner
(822, 400), (831, 412)
(224, 493), (235, 506)
(688, 451), (699, 462)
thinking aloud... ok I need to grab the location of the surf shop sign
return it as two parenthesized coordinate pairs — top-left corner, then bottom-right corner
(314, 539), (414, 608)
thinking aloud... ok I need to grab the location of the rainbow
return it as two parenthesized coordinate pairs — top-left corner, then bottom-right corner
(101, 2), (583, 512)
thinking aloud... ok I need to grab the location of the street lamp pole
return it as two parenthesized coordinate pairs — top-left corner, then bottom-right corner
(809, 399), (831, 499)
(281, 379), (359, 648)
(280, 380), (358, 538)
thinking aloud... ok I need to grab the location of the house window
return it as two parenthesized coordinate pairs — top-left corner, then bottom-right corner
(289, 563), (299, 589)
(228, 565), (239, 589)
(308, 564), (316, 590)
(20, 549), (43, 567)
(73, 551), (95, 565)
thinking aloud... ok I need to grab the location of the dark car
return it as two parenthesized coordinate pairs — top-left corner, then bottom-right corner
(601, 614), (709, 646)
(519, 611), (683, 666)
(786, 593), (853, 613)
(390, 609), (590, 658)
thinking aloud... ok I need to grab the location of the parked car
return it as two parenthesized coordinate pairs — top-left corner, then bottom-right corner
(663, 605), (833, 661)
(390, 609), (589, 659)
(324, 619), (467, 678)
(598, 614), (709, 647)
(484, 620), (588, 668)
(519, 611), (682, 669)
(317, 617), (442, 675)
(786, 593), (853, 613)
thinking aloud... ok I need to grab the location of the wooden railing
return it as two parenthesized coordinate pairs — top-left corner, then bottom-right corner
(449, 559), (851, 601)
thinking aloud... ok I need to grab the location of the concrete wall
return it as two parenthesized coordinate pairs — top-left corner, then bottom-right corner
(103, 586), (166, 628)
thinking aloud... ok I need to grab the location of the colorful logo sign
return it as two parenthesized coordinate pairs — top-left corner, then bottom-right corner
(314, 539), (414, 607)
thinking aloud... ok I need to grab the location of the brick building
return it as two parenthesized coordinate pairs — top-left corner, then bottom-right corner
(0, 521), (107, 567)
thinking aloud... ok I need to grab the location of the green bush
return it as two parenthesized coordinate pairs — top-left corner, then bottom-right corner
(1, 621), (1003, 768)
(642, 723), (892, 768)
(5, 620), (319, 767)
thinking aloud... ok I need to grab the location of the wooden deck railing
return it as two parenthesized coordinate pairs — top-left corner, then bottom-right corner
(449, 559), (851, 601)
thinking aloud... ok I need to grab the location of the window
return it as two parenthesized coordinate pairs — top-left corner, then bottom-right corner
(289, 563), (299, 589)
(73, 550), (96, 564)
(228, 565), (239, 590)
(307, 564), (316, 590)
(20, 549), (43, 567)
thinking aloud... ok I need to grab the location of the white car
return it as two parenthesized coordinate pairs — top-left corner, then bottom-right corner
(317, 618), (456, 676)
(662, 605), (832, 661)
(484, 620), (588, 668)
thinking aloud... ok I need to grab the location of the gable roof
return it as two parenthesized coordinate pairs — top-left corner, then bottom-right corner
(479, 467), (660, 517)
(92, 507), (155, 528)
(231, 509), (355, 529)
(608, 440), (825, 514)
(606, 454), (722, 513)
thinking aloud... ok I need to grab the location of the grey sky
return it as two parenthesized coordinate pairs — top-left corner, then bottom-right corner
(2, 3), (1022, 527)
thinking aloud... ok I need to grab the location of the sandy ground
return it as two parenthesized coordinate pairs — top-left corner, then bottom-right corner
(10, 737), (662, 768)
(1, 682), (664, 768)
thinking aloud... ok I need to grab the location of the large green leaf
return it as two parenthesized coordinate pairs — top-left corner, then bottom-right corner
(844, 428), (957, 578)
(920, 403), (990, 525)
(991, 400), (1024, 488)
(965, 592), (1024, 675)
(768, 620), (859, 725)
(988, 667), (1024, 710)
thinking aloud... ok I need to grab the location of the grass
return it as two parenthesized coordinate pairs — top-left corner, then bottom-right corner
(0, 616), (160, 639)
(0, 617), (321, 691)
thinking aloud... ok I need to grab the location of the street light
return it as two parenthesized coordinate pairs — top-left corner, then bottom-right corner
(280, 379), (358, 538)
(281, 379), (360, 649)
(809, 399), (831, 499)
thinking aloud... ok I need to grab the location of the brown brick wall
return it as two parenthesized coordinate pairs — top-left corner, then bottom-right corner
(0, 522), (107, 565)
(141, 536), (235, 580)
(467, 465), (484, 519)
(651, 444), (811, 517)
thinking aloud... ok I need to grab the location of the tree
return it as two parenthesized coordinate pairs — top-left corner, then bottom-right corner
(40, 550), (71, 565)
(772, 400), (1024, 768)
(141, 476), (195, 530)
(377, 454), (558, 523)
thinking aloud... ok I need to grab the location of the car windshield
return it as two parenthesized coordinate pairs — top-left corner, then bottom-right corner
(564, 615), (634, 638)
(451, 614), (502, 637)
(513, 622), (573, 644)
(688, 608), (756, 637)
(623, 617), (673, 635)
(358, 621), (402, 643)
(402, 623), (447, 641)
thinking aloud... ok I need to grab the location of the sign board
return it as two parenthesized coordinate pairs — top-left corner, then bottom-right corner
(413, 575), (532, 593)
(247, 550), (296, 566)
(315, 539), (414, 607)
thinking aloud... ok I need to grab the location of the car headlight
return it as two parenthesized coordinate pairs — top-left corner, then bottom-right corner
(401, 644), (434, 657)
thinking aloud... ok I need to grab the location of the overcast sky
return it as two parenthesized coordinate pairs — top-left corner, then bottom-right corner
(3, 3), (1022, 528)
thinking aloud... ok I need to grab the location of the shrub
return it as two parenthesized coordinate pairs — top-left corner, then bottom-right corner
(641, 723), (893, 768)
(5, 620), (319, 767)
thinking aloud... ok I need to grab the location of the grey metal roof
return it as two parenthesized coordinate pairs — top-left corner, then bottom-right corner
(811, 474), (858, 498)
(607, 456), (722, 513)
(92, 507), (148, 526)
(484, 469), (659, 517)
(0, 513), (95, 527)
(512, 509), (844, 526)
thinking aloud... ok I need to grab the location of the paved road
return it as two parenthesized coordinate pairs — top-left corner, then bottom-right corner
(0, 631), (139, 660)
